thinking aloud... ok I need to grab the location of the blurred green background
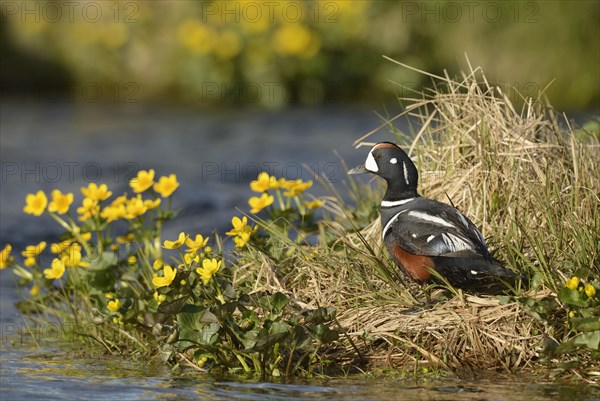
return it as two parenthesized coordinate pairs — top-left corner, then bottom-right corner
(1, 0), (599, 109)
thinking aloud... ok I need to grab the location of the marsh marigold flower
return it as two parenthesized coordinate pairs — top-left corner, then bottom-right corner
(152, 265), (177, 288)
(273, 24), (320, 58)
(226, 216), (250, 236)
(163, 232), (188, 249)
(283, 179), (313, 197)
(30, 285), (40, 297)
(185, 234), (209, 252)
(23, 191), (48, 216)
(62, 243), (89, 268)
(130, 169), (155, 193)
(248, 193), (274, 214)
(101, 204), (127, 222)
(107, 298), (121, 312)
(144, 198), (161, 210)
(81, 183), (112, 201)
(585, 284), (596, 298)
(153, 174), (179, 197)
(196, 258), (221, 285)
(153, 291), (167, 304)
(48, 190), (74, 214)
(125, 195), (148, 219)
(250, 172), (279, 193)
(22, 241), (47, 267)
(77, 198), (100, 221)
(234, 231), (251, 248)
(304, 199), (324, 209)
(0, 244), (14, 269)
(44, 258), (65, 280)
(566, 276), (579, 290)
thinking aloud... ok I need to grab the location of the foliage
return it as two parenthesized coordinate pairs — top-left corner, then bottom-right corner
(3, 1), (599, 108)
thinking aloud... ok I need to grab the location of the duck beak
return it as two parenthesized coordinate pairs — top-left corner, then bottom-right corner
(348, 164), (368, 175)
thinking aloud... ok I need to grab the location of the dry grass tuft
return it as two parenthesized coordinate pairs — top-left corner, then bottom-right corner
(239, 58), (599, 377)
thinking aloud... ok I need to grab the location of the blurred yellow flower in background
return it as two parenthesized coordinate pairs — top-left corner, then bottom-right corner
(0, 244), (13, 269)
(130, 170), (155, 193)
(283, 179), (312, 197)
(30, 285), (40, 297)
(101, 204), (127, 222)
(304, 199), (324, 209)
(273, 24), (320, 58)
(249, 193), (274, 213)
(77, 198), (100, 221)
(178, 19), (216, 55)
(44, 258), (65, 280)
(48, 190), (74, 214)
(153, 174), (179, 197)
(81, 183), (112, 201)
(24, 191), (48, 216)
(144, 198), (161, 210)
(62, 243), (89, 268)
(125, 195), (148, 219)
(215, 30), (242, 60)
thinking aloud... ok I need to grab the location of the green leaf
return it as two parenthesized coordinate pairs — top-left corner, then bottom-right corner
(86, 251), (118, 271)
(557, 288), (588, 307)
(272, 292), (289, 314)
(556, 331), (600, 353)
(571, 317), (600, 332)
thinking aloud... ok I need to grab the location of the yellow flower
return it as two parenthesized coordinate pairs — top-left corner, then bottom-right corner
(283, 179), (313, 197)
(61, 243), (89, 268)
(30, 285), (40, 297)
(21, 241), (47, 258)
(110, 194), (128, 207)
(153, 174), (179, 197)
(1, 244), (14, 269)
(125, 195), (148, 219)
(116, 233), (135, 243)
(81, 183), (112, 201)
(50, 240), (70, 254)
(24, 257), (36, 267)
(214, 30), (241, 60)
(127, 255), (137, 265)
(153, 258), (164, 271)
(130, 169), (155, 193)
(250, 172), (278, 193)
(47, 190), (74, 214)
(163, 232), (188, 249)
(226, 216), (249, 236)
(585, 284), (596, 298)
(101, 204), (127, 222)
(185, 234), (209, 252)
(105, 292), (114, 299)
(196, 258), (221, 285)
(44, 258), (65, 280)
(565, 276), (579, 290)
(152, 265), (177, 288)
(23, 190), (48, 216)
(144, 198), (161, 209)
(304, 199), (324, 209)
(107, 298), (121, 312)
(569, 310), (576, 318)
(153, 291), (167, 304)
(178, 18), (215, 54)
(273, 24), (320, 58)
(248, 193), (274, 214)
(77, 198), (100, 221)
(234, 231), (251, 248)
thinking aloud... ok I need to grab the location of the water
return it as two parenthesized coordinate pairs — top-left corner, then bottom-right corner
(1, 104), (599, 400)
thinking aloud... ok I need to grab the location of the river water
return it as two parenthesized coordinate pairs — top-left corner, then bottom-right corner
(1, 104), (598, 400)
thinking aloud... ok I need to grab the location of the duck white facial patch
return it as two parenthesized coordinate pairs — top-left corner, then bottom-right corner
(390, 158), (398, 164)
(365, 151), (378, 172)
(403, 162), (410, 185)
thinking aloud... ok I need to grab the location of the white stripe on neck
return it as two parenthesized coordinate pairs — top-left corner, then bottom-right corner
(382, 210), (407, 239)
(381, 198), (415, 207)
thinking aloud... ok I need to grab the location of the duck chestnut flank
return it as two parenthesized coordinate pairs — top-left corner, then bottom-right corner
(349, 142), (518, 294)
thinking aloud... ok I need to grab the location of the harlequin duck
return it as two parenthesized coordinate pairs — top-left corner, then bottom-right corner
(349, 142), (518, 294)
